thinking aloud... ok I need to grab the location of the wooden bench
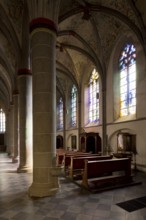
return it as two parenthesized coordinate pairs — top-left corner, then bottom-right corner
(56, 148), (66, 166)
(56, 149), (79, 166)
(56, 150), (92, 167)
(81, 158), (132, 192)
(69, 155), (113, 179)
(63, 152), (101, 173)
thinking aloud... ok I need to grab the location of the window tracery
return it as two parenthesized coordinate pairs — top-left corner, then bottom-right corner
(0, 108), (6, 133)
(71, 85), (77, 127)
(119, 43), (136, 116)
(88, 69), (99, 123)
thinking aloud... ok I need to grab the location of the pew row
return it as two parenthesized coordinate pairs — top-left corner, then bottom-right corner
(56, 148), (66, 166)
(63, 152), (101, 174)
(68, 155), (113, 179)
(77, 158), (141, 193)
(56, 149), (100, 167)
(56, 153), (64, 166)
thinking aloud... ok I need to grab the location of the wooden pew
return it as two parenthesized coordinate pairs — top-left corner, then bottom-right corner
(69, 155), (113, 179)
(56, 154), (64, 166)
(56, 149), (96, 167)
(56, 149), (79, 166)
(56, 148), (66, 166)
(63, 152), (101, 173)
(81, 158), (132, 192)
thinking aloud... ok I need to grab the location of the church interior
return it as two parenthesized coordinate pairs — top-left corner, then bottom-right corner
(0, 0), (146, 219)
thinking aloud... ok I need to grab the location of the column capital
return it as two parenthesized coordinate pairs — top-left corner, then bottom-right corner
(29, 17), (58, 35)
(17, 68), (32, 77)
(13, 90), (19, 96)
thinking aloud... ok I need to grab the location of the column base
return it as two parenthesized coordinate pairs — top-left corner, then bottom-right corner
(12, 156), (19, 163)
(50, 166), (64, 176)
(17, 165), (32, 173)
(28, 180), (59, 198)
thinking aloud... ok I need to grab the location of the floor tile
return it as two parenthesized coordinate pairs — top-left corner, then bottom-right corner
(0, 153), (146, 220)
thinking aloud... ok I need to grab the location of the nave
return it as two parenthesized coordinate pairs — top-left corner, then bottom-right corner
(0, 153), (146, 220)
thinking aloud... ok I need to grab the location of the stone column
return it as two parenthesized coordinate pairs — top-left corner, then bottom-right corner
(63, 99), (66, 149)
(28, 17), (60, 197)
(26, 0), (61, 198)
(17, 69), (32, 173)
(12, 91), (19, 163)
(78, 90), (82, 150)
(6, 103), (14, 157)
(16, 2), (32, 171)
(102, 86), (107, 154)
(5, 112), (9, 153)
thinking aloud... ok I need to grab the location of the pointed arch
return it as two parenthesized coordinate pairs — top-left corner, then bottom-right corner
(119, 43), (136, 116)
(88, 68), (99, 123)
(71, 84), (77, 127)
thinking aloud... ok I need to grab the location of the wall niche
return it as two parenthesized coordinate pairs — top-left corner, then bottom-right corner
(80, 132), (101, 154)
(114, 132), (137, 159)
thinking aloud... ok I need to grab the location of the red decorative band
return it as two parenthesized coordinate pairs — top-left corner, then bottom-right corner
(29, 17), (58, 34)
(17, 69), (32, 76)
(13, 90), (19, 95)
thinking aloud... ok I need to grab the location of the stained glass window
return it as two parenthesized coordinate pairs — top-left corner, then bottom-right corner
(71, 85), (77, 127)
(58, 97), (63, 129)
(88, 69), (99, 123)
(119, 43), (136, 117)
(0, 108), (6, 133)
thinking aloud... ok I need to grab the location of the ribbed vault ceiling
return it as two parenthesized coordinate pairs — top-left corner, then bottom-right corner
(57, 0), (146, 94)
(0, 0), (146, 107)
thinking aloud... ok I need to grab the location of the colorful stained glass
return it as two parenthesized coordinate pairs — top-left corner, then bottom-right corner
(119, 43), (136, 117)
(0, 108), (6, 133)
(71, 85), (77, 126)
(58, 97), (63, 129)
(88, 69), (99, 123)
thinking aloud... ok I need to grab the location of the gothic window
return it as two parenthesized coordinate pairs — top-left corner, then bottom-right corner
(58, 97), (63, 129)
(88, 69), (99, 123)
(71, 85), (77, 127)
(0, 108), (6, 133)
(119, 43), (136, 117)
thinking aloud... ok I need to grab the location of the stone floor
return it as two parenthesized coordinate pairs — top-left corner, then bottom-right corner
(0, 152), (146, 220)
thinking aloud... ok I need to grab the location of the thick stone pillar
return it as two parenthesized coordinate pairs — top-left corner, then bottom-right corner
(28, 17), (60, 197)
(12, 91), (19, 163)
(17, 69), (32, 173)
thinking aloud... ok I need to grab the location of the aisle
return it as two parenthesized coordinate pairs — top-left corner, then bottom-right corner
(0, 152), (146, 220)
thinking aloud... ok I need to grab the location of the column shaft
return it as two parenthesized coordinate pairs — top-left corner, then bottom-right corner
(6, 105), (14, 157)
(17, 71), (32, 173)
(12, 92), (19, 162)
(28, 18), (59, 197)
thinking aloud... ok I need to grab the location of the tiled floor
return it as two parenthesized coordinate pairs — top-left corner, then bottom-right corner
(0, 152), (146, 220)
